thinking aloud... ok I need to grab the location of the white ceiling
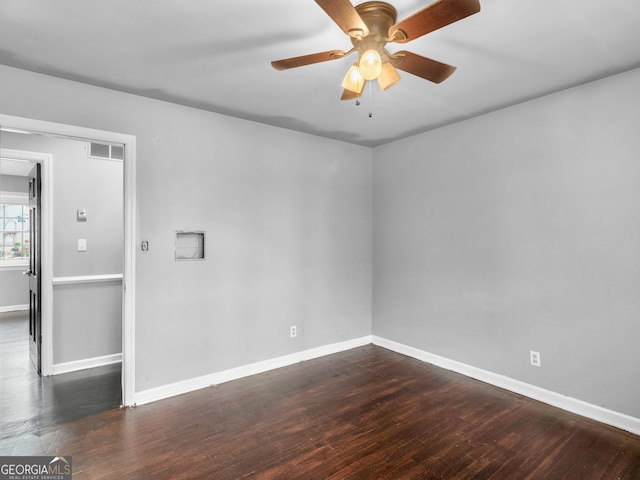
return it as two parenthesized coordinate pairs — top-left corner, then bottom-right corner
(0, 0), (639, 147)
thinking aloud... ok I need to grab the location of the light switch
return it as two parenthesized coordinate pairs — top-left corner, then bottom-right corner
(77, 209), (87, 222)
(78, 239), (87, 252)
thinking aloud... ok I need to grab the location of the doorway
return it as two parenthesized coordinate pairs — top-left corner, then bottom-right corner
(0, 114), (136, 407)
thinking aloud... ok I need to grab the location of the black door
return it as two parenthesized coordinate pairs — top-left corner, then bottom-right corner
(26, 163), (42, 374)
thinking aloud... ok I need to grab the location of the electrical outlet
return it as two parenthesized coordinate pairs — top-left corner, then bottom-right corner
(530, 350), (541, 367)
(290, 325), (297, 338)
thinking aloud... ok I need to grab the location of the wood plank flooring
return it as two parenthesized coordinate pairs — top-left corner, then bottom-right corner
(2, 343), (639, 479)
(0, 311), (121, 440)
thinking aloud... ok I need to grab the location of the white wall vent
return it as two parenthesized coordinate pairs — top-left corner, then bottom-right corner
(88, 142), (124, 161)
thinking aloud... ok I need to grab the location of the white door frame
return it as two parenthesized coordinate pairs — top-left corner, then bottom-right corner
(0, 113), (136, 407)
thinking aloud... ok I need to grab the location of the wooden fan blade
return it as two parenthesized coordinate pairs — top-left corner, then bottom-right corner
(271, 50), (346, 70)
(315, 0), (369, 38)
(341, 88), (363, 101)
(390, 51), (456, 83)
(389, 0), (480, 43)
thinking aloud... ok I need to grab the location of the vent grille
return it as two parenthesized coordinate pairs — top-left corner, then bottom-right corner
(89, 142), (125, 161)
(111, 145), (124, 160)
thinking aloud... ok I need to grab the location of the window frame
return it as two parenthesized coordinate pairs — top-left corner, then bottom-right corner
(0, 191), (30, 269)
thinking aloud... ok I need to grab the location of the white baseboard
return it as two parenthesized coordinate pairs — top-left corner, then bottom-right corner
(134, 336), (373, 406)
(132, 334), (640, 436)
(372, 336), (640, 436)
(0, 304), (28, 313)
(52, 352), (122, 375)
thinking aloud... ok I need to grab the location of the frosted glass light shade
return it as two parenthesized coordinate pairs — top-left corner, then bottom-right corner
(377, 63), (401, 91)
(341, 65), (365, 93)
(358, 49), (382, 80)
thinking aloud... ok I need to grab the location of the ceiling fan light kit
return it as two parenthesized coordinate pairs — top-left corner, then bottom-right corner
(358, 49), (383, 80)
(271, 0), (481, 100)
(342, 64), (365, 93)
(377, 62), (401, 91)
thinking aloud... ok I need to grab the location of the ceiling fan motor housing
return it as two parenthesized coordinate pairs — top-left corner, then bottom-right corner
(351, 2), (398, 53)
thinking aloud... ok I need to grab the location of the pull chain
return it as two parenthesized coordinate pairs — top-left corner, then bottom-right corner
(352, 81), (374, 118)
(368, 80), (373, 118)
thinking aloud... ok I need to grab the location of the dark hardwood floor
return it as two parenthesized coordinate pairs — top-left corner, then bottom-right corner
(2, 334), (639, 479)
(0, 311), (121, 446)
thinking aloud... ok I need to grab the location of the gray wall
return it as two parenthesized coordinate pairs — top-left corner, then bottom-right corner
(1, 174), (29, 193)
(1, 133), (123, 364)
(0, 270), (28, 309)
(0, 174), (29, 308)
(373, 68), (640, 419)
(53, 282), (122, 361)
(0, 65), (373, 392)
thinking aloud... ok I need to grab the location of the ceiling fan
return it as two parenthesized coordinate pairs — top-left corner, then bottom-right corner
(271, 0), (480, 100)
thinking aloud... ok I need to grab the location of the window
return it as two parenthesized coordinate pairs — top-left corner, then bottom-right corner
(1, 200), (30, 265)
